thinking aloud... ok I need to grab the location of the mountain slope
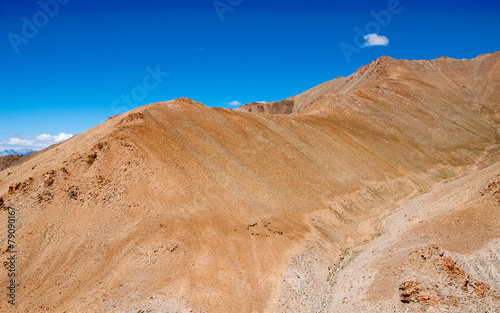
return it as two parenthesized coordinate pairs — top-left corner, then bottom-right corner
(0, 155), (23, 172)
(1, 52), (499, 313)
(327, 162), (500, 313)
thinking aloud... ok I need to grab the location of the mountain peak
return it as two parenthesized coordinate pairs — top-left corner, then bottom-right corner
(239, 52), (500, 114)
(0, 148), (37, 157)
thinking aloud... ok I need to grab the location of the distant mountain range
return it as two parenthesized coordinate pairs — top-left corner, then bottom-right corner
(0, 148), (37, 157)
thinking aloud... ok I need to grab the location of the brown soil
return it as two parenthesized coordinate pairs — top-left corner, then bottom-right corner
(0, 154), (23, 172)
(0, 52), (499, 312)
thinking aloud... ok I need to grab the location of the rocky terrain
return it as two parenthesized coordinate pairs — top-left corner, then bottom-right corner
(0, 52), (499, 312)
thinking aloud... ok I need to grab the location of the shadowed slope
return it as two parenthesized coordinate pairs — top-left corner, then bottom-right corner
(0, 155), (23, 172)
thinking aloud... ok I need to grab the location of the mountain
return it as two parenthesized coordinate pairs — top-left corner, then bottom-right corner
(1, 52), (499, 313)
(0, 148), (37, 157)
(0, 154), (23, 172)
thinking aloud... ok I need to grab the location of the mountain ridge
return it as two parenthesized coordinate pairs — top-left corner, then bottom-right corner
(0, 52), (499, 312)
(237, 51), (500, 115)
(0, 148), (37, 157)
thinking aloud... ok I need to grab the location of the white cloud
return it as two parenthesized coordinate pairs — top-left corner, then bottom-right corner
(227, 101), (242, 106)
(36, 133), (73, 143)
(255, 101), (267, 104)
(362, 33), (389, 47)
(0, 132), (73, 151)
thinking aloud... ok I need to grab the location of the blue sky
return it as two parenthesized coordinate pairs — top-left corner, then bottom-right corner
(1, 0), (500, 150)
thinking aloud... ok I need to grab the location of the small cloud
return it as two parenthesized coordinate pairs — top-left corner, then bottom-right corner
(227, 101), (242, 106)
(0, 132), (73, 151)
(255, 101), (267, 104)
(362, 33), (389, 47)
(36, 133), (73, 143)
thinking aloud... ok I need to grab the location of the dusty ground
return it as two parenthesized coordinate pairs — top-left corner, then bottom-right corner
(327, 163), (500, 313)
(0, 52), (499, 312)
(0, 155), (23, 172)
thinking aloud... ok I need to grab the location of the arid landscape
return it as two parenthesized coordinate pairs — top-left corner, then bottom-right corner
(1, 52), (499, 312)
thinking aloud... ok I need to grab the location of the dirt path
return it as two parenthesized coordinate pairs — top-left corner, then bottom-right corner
(325, 162), (500, 313)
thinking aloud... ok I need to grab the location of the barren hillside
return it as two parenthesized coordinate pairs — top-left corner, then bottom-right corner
(0, 155), (23, 173)
(1, 52), (499, 313)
